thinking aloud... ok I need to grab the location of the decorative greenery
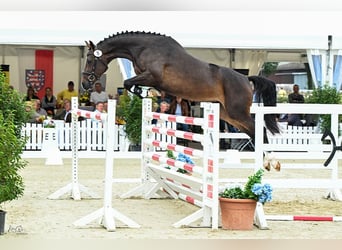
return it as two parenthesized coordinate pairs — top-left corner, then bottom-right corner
(277, 95), (288, 104)
(0, 113), (27, 205)
(0, 72), (29, 137)
(219, 169), (273, 204)
(117, 90), (157, 146)
(261, 62), (279, 77)
(0, 71), (28, 206)
(166, 150), (192, 174)
(306, 85), (342, 132)
(125, 95), (142, 144)
(167, 149), (175, 159)
(117, 92), (143, 145)
(43, 119), (56, 128)
(79, 91), (90, 103)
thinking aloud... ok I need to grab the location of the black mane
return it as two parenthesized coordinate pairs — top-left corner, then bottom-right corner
(98, 31), (168, 45)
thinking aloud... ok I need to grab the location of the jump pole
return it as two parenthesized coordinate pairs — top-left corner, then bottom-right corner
(73, 98), (140, 231)
(266, 215), (342, 222)
(48, 97), (100, 200)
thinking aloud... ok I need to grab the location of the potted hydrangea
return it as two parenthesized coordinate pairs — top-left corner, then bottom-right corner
(218, 169), (272, 230)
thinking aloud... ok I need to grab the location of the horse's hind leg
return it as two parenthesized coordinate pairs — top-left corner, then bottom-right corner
(220, 107), (255, 141)
(220, 107), (270, 146)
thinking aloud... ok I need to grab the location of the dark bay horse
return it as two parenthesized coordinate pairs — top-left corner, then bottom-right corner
(82, 31), (279, 143)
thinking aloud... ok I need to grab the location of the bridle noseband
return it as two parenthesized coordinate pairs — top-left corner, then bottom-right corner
(83, 49), (108, 84)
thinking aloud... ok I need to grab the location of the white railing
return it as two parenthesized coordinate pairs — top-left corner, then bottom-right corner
(220, 123), (321, 150)
(21, 104), (342, 156)
(269, 122), (319, 144)
(21, 119), (125, 152)
(21, 119), (176, 154)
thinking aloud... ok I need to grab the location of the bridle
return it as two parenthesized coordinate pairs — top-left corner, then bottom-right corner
(82, 49), (108, 84)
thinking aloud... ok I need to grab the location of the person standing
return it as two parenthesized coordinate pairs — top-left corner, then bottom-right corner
(288, 84), (304, 103)
(54, 99), (72, 122)
(41, 87), (57, 117)
(24, 86), (39, 101)
(94, 101), (105, 114)
(287, 84), (305, 126)
(152, 100), (170, 125)
(90, 82), (109, 107)
(26, 99), (47, 123)
(169, 96), (191, 132)
(54, 99), (84, 123)
(92, 101), (106, 124)
(56, 81), (78, 109)
(156, 90), (172, 105)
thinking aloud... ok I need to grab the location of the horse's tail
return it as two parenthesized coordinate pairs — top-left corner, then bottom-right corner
(248, 76), (280, 135)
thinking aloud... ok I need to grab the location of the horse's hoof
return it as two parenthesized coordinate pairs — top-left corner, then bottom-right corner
(129, 85), (140, 93)
(263, 161), (271, 171)
(273, 161), (281, 171)
(140, 88), (149, 98)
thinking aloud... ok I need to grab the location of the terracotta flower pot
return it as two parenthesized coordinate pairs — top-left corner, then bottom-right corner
(219, 197), (257, 230)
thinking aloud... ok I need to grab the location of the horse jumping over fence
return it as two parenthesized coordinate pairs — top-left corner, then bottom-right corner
(81, 31), (279, 143)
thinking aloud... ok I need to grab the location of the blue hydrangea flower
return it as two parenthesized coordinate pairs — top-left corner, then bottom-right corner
(251, 183), (263, 195)
(176, 152), (194, 164)
(252, 183), (273, 203)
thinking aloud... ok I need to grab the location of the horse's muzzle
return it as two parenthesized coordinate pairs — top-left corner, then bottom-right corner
(81, 80), (92, 91)
(81, 72), (96, 91)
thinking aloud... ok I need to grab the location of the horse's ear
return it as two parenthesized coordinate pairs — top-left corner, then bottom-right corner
(89, 41), (96, 50)
(85, 41), (90, 49)
(85, 41), (95, 50)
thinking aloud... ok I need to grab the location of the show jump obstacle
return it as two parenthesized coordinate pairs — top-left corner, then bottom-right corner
(48, 97), (139, 231)
(121, 100), (342, 229)
(122, 98), (222, 229)
(44, 97), (342, 231)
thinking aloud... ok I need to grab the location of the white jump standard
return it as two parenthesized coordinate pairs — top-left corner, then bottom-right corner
(46, 97), (139, 231)
(72, 98), (140, 231)
(48, 97), (100, 200)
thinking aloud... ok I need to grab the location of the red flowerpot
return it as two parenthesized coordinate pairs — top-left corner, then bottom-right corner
(219, 197), (257, 230)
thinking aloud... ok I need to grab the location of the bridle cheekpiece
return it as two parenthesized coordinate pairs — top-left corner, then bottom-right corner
(83, 48), (107, 83)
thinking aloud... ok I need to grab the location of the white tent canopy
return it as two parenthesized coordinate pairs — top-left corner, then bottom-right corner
(2, 11), (342, 90)
(1, 11), (340, 49)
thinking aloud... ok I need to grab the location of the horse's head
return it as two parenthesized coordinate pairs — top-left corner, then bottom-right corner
(81, 40), (109, 91)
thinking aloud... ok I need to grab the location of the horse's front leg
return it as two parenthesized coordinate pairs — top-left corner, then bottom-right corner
(123, 72), (155, 98)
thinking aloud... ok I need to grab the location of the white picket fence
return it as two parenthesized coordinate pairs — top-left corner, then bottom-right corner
(20, 119), (323, 154)
(21, 119), (125, 152)
(220, 122), (321, 150)
(21, 119), (176, 157)
(21, 104), (342, 159)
